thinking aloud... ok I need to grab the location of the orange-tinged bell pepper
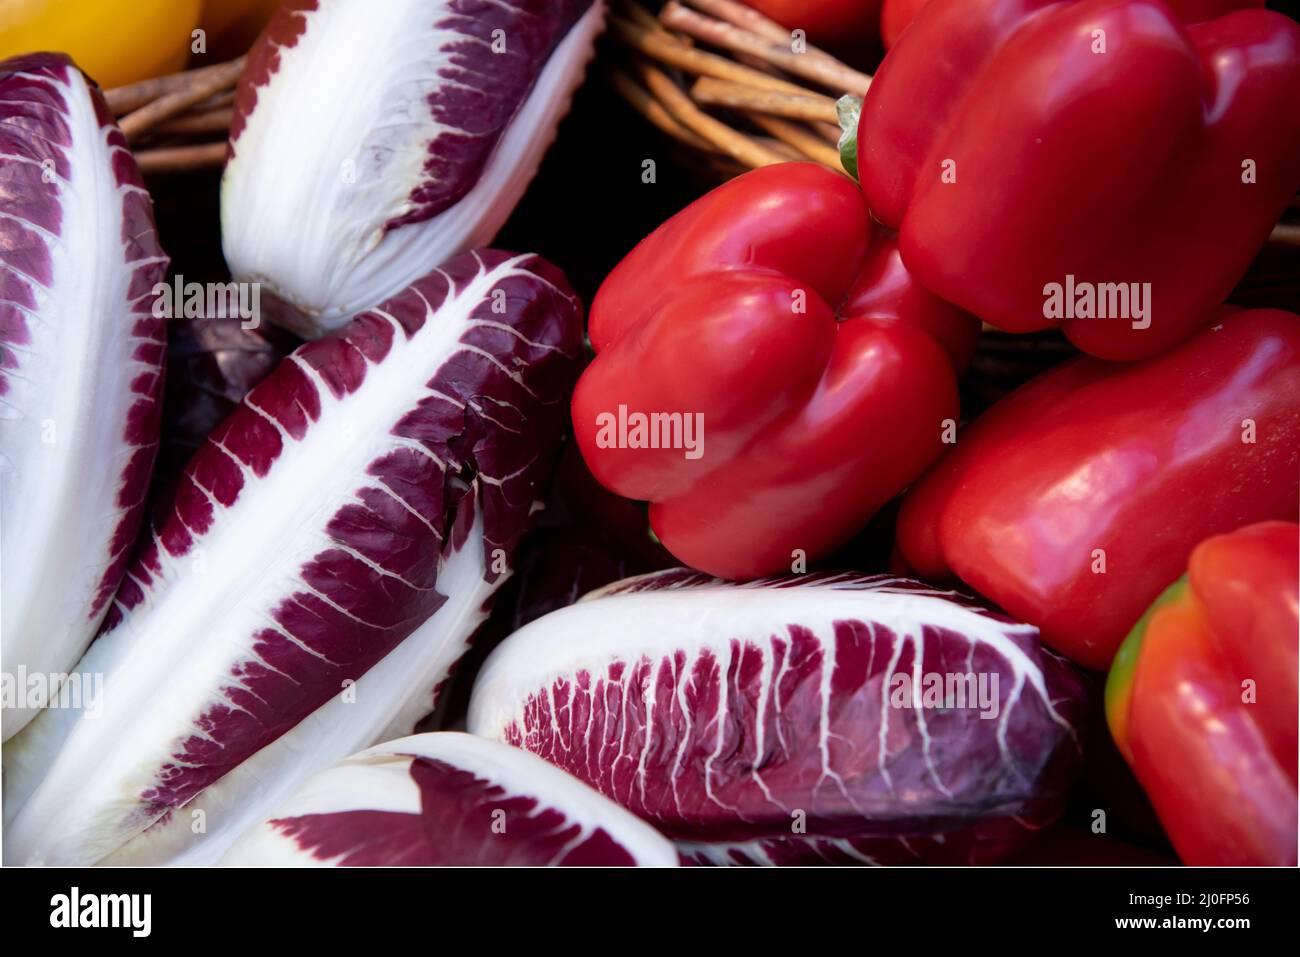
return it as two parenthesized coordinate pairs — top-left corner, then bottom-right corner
(0, 0), (201, 88)
(1106, 521), (1299, 866)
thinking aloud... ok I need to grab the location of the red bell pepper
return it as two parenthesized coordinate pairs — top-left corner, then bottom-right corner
(572, 162), (978, 580)
(881, 0), (1259, 48)
(880, 0), (929, 48)
(1105, 521), (1299, 866)
(858, 0), (1300, 361)
(895, 307), (1300, 670)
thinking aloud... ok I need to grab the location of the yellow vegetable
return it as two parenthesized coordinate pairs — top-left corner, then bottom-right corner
(0, 0), (202, 88)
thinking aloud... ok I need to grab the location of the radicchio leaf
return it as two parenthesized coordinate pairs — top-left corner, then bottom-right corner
(3, 249), (582, 865)
(0, 54), (168, 740)
(438, 443), (675, 725)
(221, 0), (604, 338)
(220, 732), (679, 866)
(468, 570), (1090, 865)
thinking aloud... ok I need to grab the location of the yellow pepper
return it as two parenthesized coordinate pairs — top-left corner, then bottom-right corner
(0, 0), (202, 89)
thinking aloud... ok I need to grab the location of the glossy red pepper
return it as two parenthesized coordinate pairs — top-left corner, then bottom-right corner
(881, 0), (1258, 47)
(880, 0), (929, 48)
(859, 0), (1300, 360)
(895, 308), (1300, 670)
(572, 163), (978, 580)
(1105, 521), (1298, 866)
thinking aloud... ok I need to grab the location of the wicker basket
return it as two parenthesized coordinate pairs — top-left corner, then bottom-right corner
(607, 0), (865, 175)
(102, 54), (244, 176)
